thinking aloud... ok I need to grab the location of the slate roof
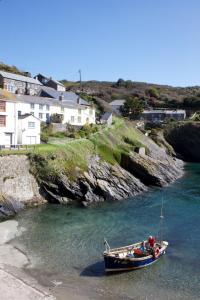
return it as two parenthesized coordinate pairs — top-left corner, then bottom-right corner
(15, 94), (88, 109)
(18, 113), (41, 121)
(0, 71), (43, 85)
(48, 79), (65, 87)
(38, 86), (89, 105)
(110, 99), (125, 106)
(142, 109), (186, 114)
(101, 112), (112, 120)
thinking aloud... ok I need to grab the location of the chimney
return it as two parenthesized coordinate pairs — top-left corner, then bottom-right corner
(59, 93), (64, 101)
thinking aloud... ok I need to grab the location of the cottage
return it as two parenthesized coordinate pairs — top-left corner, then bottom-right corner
(35, 74), (65, 91)
(18, 114), (41, 145)
(100, 112), (113, 125)
(140, 109), (186, 123)
(109, 99), (125, 115)
(0, 97), (41, 146)
(15, 94), (96, 126)
(0, 71), (42, 95)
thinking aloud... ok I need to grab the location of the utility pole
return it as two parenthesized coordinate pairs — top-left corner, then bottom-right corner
(78, 69), (82, 90)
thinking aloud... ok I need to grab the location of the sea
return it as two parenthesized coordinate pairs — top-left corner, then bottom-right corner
(11, 163), (200, 299)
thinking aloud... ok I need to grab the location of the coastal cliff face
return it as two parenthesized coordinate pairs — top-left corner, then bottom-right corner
(29, 122), (183, 207)
(0, 155), (45, 216)
(0, 121), (184, 211)
(164, 122), (200, 162)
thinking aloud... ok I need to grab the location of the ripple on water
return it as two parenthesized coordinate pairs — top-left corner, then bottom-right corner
(11, 163), (200, 300)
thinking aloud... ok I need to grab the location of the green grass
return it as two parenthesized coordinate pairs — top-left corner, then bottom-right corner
(0, 117), (145, 182)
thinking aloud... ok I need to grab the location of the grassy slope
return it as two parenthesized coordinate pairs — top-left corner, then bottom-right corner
(3, 118), (143, 181)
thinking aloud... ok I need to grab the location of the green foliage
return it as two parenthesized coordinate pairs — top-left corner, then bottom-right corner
(120, 97), (144, 119)
(183, 96), (200, 108)
(50, 113), (64, 123)
(41, 123), (53, 143)
(145, 87), (160, 99)
(0, 62), (29, 76)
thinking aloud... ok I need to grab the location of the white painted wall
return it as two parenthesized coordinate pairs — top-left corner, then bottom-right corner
(16, 102), (51, 122)
(63, 106), (95, 126)
(0, 101), (17, 145)
(18, 115), (40, 145)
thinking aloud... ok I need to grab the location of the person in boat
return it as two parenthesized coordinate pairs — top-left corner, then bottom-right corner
(148, 236), (156, 248)
(140, 241), (146, 252)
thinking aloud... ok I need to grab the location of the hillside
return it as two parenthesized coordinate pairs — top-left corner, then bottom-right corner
(0, 62), (30, 77)
(61, 79), (200, 111)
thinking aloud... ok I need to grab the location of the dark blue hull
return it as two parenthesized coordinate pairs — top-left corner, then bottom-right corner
(104, 251), (164, 272)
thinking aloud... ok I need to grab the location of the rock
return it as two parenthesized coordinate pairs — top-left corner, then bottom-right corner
(40, 156), (147, 206)
(0, 155), (46, 216)
(164, 122), (200, 162)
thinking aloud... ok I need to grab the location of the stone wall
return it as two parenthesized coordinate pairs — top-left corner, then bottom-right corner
(0, 155), (44, 214)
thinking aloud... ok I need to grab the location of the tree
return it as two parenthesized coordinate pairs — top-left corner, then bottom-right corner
(145, 87), (159, 99)
(120, 97), (144, 119)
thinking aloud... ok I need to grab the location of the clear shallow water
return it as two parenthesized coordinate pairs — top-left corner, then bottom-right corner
(12, 163), (200, 299)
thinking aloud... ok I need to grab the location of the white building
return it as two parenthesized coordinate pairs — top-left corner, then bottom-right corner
(0, 98), (41, 146)
(0, 99), (17, 145)
(15, 94), (96, 126)
(18, 114), (41, 145)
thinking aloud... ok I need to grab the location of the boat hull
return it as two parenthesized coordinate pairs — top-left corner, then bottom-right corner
(104, 251), (165, 272)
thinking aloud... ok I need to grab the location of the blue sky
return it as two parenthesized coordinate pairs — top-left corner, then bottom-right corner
(0, 0), (200, 86)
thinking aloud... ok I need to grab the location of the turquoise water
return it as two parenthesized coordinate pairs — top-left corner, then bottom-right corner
(12, 164), (200, 299)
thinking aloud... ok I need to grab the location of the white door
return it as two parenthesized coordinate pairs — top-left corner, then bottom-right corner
(27, 136), (36, 145)
(4, 133), (12, 145)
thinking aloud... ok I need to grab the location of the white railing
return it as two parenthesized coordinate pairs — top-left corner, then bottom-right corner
(0, 144), (36, 151)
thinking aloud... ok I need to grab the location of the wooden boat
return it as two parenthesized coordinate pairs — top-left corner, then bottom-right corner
(103, 199), (168, 272)
(103, 239), (168, 272)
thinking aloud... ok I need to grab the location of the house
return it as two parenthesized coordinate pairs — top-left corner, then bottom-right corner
(0, 98), (17, 145)
(0, 96), (41, 146)
(109, 99), (125, 115)
(18, 114), (41, 145)
(46, 78), (66, 92)
(140, 109), (186, 123)
(100, 112), (112, 125)
(0, 71), (43, 95)
(35, 74), (65, 91)
(15, 94), (96, 126)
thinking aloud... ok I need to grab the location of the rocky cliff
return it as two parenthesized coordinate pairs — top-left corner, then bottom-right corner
(29, 122), (184, 207)
(164, 122), (200, 162)
(0, 122), (184, 211)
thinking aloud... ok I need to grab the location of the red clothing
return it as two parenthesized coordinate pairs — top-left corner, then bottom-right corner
(148, 237), (155, 247)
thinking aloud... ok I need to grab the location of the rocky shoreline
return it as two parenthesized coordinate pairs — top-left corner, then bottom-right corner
(0, 126), (184, 214)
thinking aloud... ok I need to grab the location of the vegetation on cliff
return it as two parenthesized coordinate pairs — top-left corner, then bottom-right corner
(29, 118), (143, 182)
(164, 121), (200, 162)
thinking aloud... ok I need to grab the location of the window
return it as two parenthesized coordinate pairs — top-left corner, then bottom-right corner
(46, 105), (50, 111)
(71, 116), (75, 123)
(30, 103), (35, 109)
(28, 122), (35, 129)
(0, 101), (6, 112)
(39, 104), (43, 110)
(89, 109), (93, 116)
(39, 113), (43, 119)
(30, 111), (34, 116)
(0, 115), (6, 127)
(78, 116), (81, 123)
(46, 113), (50, 121)
(78, 109), (81, 115)
(18, 111), (22, 116)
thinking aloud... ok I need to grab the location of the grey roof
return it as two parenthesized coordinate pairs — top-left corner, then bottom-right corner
(16, 94), (88, 109)
(38, 86), (89, 105)
(18, 113), (41, 121)
(110, 99), (125, 106)
(48, 79), (65, 87)
(142, 109), (186, 114)
(101, 112), (112, 120)
(0, 71), (43, 85)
